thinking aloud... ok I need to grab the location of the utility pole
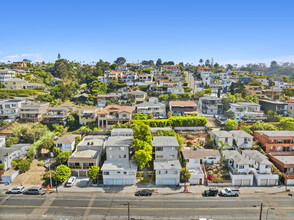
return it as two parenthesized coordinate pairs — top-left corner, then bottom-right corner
(259, 202), (263, 220)
(128, 202), (130, 220)
(49, 160), (53, 189)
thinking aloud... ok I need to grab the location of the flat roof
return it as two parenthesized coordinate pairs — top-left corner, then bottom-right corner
(101, 160), (137, 171)
(154, 160), (181, 170)
(273, 156), (294, 165)
(255, 130), (294, 137)
(152, 136), (179, 147)
(106, 136), (133, 147)
(182, 149), (220, 159)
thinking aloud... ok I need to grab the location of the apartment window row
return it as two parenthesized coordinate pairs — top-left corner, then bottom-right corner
(158, 170), (178, 175)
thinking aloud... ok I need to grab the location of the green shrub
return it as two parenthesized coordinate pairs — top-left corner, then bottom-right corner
(37, 161), (43, 166)
(136, 172), (142, 177)
(140, 177), (151, 183)
(0, 163), (5, 170)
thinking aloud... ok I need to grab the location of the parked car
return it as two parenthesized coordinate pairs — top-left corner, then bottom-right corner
(24, 187), (44, 195)
(219, 188), (240, 197)
(65, 176), (76, 187)
(135, 189), (152, 196)
(6, 186), (25, 194)
(203, 188), (218, 197)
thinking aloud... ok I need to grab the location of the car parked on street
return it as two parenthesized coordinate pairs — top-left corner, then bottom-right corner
(219, 188), (240, 197)
(203, 188), (218, 197)
(6, 186), (25, 194)
(65, 176), (76, 187)
(23, 187), (44, 195)
(135, 189), (152, 196)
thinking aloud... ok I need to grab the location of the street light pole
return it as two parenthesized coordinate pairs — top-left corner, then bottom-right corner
(259, 202), (263, 220)
(49, 160), (53, 189)
(128, 202), (130, 220)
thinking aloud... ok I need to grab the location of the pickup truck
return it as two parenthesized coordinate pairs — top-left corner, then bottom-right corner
(203, 188), (218, 197)
(219, 188), (240, 197)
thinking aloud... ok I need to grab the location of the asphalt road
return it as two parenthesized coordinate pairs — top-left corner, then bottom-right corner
(0, 192), (293, 220)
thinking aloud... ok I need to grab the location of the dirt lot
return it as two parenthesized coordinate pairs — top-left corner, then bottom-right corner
(10, 159), (45, 188)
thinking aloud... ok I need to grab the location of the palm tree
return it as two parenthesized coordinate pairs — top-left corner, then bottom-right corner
(214, 140), (229, 162)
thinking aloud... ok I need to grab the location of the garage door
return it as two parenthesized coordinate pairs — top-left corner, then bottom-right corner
(105, 179), (114, 185)
(161, 179), (176, 185)
(234, 179), (242, 186)
(268, 179), (277, 186)
(125, 179), (133, 185)
(115, 179), (124, 185)
(260, 179), (268, 186)
(242, 179), (251, 186)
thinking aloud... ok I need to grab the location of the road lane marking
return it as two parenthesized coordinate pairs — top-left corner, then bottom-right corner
(82, 193), (96, 220)
(1, 205), (294, 211)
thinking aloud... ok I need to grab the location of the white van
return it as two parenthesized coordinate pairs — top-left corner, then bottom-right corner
(65, 177), (76, 187)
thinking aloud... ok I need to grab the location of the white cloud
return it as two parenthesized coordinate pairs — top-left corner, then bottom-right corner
(0, 53), (43, 63)
(219, 55), (294, 67)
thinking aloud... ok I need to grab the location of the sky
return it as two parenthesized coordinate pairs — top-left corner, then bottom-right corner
(0, 0), (294, 66)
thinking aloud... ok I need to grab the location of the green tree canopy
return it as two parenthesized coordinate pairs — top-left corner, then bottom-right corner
(55, 165), (71, 183)
(56, 151), (72, 165)
(224, 119), (238, 131)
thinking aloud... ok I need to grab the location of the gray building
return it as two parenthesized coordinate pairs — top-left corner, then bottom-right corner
(198, 96), (223, 115)
(259, 100), (288, 115)
(0, 144), (30, 170)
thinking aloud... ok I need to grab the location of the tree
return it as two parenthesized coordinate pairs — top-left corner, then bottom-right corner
(135, 150), (152, 170)
(214, 140), (229, 153)
(57, 53), (61, 59)
(279, 117), (294, 130)
(156, 59), (162, 66)
(41, 138), (54, 150)
(6, 137), (19, 147)
(205, 59), (210, 67)
(170, 93), (178, 100)
(180, 168), (191, 183)
(204, 88), (213, 95)
(0, 163), (5, 170)
(131, 122), (152, 144)
(88, 166), (100, 183)
(16, 158), (32, 173)
(56, 151), (72, 165)
(147, 113), (153, 119)
(114, 57), (126, 65)
(53, 147), (60, 157)
(55, 165), (71, 183)
(199, 59), (203, 65)
(224, 119), (238, 131)
(167, 111), (172, 118)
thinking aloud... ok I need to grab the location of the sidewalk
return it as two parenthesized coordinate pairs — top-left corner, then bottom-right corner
(56, 183), (294, 195)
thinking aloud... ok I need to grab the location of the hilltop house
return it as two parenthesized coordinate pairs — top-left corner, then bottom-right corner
(77, 106), (99, 125)
(259, 100), (288, 116)
(229, 102), (265, 122)
(19, 101), (50, 122)
(97, 105), (133, 129)
(198, 96), (223, 115)
(54, 134), (81, 152)
(0, 99), (25, 120)
(0, 70), (16, 84)
(169, 101), (197, 115)
(229, 130), (253, 149)
(136, 101), (166, 118)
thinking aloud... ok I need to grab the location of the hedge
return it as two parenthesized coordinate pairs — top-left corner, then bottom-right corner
(132, 116), (207, 127)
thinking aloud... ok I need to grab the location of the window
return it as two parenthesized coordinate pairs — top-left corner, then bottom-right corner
(117, 171), (120, 174)
(172, 147), (177, 151)
(110, 155), (114, 158)
(158, 171), (161, 174)
(239, 165), (244, 169)
(165, 171), (168, 174)
(156, 147), (163, 151)
(119, 147), (125, 151)
(225, 138), (228, 142)
(156, 155), (163, 159)
(173, 171), (177, 174)
(277, 140), (283, 144)
(169, 155), (175, 159)
(104, 172), (109, 175)
(124, 155), (127, 158)
(124, 172), (127, 174)
(276, 146), (282, 151)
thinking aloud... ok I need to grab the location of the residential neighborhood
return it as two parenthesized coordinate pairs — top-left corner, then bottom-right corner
(1, 1), (294, 219)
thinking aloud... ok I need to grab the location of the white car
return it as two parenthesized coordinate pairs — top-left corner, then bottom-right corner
(65, 176), (76, 187)
(6, 186), (25, 194)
